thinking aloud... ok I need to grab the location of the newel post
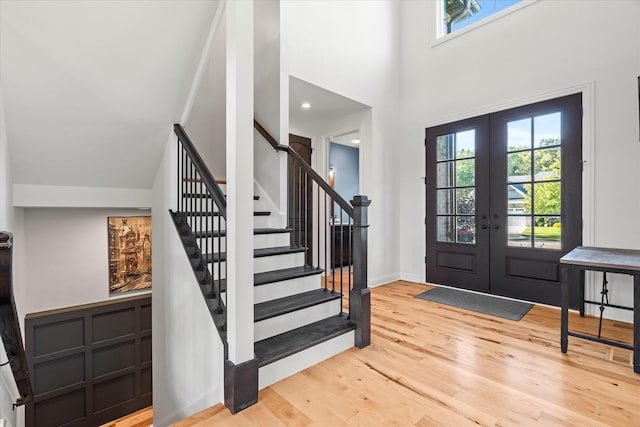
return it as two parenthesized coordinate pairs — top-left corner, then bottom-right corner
(350, 196), (371, 348)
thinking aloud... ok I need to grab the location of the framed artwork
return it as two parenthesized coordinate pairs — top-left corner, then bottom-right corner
(108, 216), (152, 294)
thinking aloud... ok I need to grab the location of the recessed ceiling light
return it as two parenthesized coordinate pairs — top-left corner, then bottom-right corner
(301, 102), (311, 109)
(350, 139), (360, 144)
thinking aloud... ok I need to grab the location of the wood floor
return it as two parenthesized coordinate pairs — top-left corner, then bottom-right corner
(124, 280), (640, 426)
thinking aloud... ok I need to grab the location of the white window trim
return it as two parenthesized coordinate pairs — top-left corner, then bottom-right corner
(433, 0), (540, 47)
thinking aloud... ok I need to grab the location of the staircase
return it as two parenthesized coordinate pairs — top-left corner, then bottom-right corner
(169, 123), (370, 413)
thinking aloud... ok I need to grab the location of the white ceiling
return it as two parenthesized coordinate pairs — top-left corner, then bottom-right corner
(0, 0), (219, 189)
(289, 76), (369, 133)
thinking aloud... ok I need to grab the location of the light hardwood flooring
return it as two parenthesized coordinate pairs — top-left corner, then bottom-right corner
(101, 407), (153, 427)
(123, 280), (640, 426)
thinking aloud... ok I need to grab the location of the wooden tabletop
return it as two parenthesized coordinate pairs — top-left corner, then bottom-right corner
(560, 246), (640, 273)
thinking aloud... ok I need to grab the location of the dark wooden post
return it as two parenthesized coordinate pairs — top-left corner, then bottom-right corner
(350, 196), (371, 348)
(0, 231), (33, 405)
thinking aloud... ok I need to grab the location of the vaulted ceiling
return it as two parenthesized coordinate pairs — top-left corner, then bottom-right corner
(0, 0), (219, 189)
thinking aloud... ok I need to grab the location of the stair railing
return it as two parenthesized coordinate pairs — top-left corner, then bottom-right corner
(172, 124), (228, 352)
(0, 231), (34, 406)
(254, 120), (371, 347)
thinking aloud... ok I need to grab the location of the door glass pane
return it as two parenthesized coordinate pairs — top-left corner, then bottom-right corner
(456, 130), (475, 158)
(437, 162), (454, 188)
(533, 182), (560, 215)
(507, 184), (530, 214)
(534, 147), (561, 180)
(507, 118), (531, 151)
(533, 216), (561, 249)
(456, 159), (475, 187)
(437, 216), (455, 242)
(507, 152), (531, 182)
(437, 134), (455, 161)
(456, 188), (475, 214)
(437, 189), (454, 214)
(456, 217), (475, 244)
(508, 216), (532, 247)
(534, 112), (561, 148)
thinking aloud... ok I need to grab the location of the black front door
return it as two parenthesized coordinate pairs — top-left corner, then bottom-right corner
(426, 94), (583, 307)
(426, 115), (491, 294)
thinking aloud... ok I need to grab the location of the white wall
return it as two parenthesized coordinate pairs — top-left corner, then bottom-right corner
(151, 135), (223, 425)
(0, 79), (18, 427)
(254, 0), (287, 217)
(185, 10), (227, 179)
(0, 86), (13, 232)
(282, 0), (402, 287)
(22, 207), (151, 314)
(399, 0), (640, 320)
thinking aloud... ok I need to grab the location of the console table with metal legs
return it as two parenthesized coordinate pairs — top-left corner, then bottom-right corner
(559, 246), (640, 374)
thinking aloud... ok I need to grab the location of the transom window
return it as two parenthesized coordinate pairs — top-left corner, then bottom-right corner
(442, 0), (522, 36)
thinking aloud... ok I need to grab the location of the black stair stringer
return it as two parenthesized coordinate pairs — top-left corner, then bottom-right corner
(169, 209), (228, 358)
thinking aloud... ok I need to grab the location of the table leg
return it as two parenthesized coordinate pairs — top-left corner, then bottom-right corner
(580, 271), (585, 317)
(634, 275), (640, 373)
(561, 266), (570, 353)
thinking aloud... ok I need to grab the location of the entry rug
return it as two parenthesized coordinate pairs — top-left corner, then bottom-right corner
(416, 286), (533, 321)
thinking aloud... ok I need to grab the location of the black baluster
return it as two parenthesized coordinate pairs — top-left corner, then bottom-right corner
(304, 172), (308, 266)
(199, 180), (203, 270)
(189, 161), (193, 217)
(331, 198), (335, 293)
(176, 137), (180, 212)
(317, 183), (320, 269)
(298, 164), (302, 248)
(324, 192), (328, 292)
(348, 215), (352, 300)
(182, 148), (187, 213)
(339, 207), (344, 314)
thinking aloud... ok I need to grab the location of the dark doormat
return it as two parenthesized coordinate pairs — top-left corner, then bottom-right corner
(416, 286), (534, 321)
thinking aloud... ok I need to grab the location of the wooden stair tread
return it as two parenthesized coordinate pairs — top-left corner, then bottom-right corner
(194, 227), (288, 239)
(254, 228), (292, 235)
(255, 316), (355, 367)
(183, 211), (222, 217)
(182, 177), (226, 185)
(255, 246), (305, 257)
(254, 289), (341, 322)
(204, 246), (306, 263)
(183, 193), (260, 201)
(254, 266), (323, 286)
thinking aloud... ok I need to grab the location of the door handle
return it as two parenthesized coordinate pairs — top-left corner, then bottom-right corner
(492, 214), (500, 230)
(480, 214), (489, 230)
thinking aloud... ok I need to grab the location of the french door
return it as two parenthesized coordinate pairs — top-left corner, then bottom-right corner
(426, 94), (583, 307)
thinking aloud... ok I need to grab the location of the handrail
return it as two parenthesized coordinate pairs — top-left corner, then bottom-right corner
(0, 231), (33, 406)
(253, 120), (354, 216)
(174, 123), (227, 218)
(172, 123), (228, 357)
(254, 119), (370, 348)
